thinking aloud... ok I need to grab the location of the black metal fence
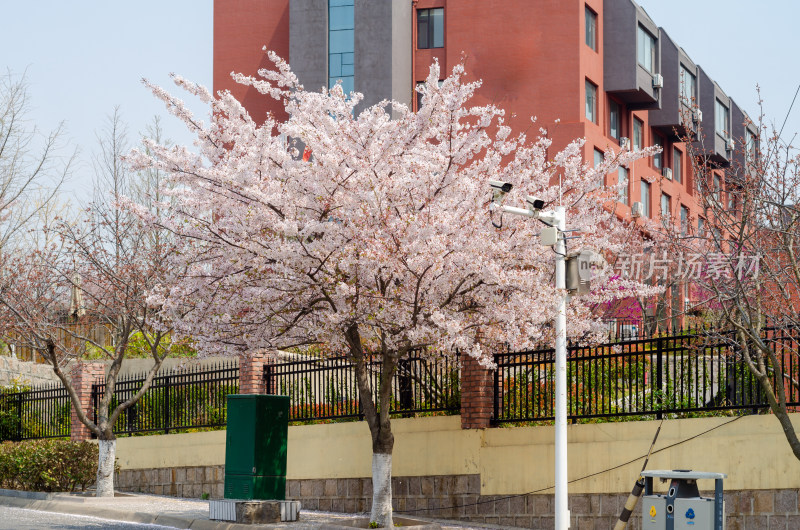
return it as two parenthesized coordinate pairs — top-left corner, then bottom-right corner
(493, 327), (799, 423)
(0, 383), (71, 441)
(91, 361), (238, 436)
(265, 351), (461, 422)
(3, 326), (799, 440)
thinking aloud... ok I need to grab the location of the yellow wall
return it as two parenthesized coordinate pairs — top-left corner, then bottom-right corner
(116, 413), (800, 494)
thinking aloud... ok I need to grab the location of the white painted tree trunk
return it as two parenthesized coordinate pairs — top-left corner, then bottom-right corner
(370, 453), (393, 527)
(96, 439), (116, 497)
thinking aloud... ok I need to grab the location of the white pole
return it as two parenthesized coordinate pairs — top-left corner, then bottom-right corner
(554, 205), (570, 529)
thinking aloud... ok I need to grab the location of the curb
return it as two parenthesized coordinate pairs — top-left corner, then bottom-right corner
(0, 494), (262, 529)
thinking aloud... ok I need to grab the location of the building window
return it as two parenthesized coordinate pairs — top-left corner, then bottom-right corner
(417, 8), (444, 49)
(594, 148), (604, 188)
(713, 174), (721, 203)
(698, 216), (705, 237)
(585, 80), (598, 123)
(609, 99), (621, 140)
(416, 80), (443, 111)
(679, 65), (696, 105)
(653, 135), (663, 171)
(673, 147), (682, 184)
(745, 129), (759, 165)
(637, 25), (656, 73)
(715, 99), (729, 137)
(594, 148), (604, 167)
(633, 117), (643, 151)
(661, 192), (671, 220)
(680, 205), (689, 236)
(329, 0), (354, 94)
(619, 166), (629, 205)
(585, 6), (597, 51)
(640, 180), (651, 218)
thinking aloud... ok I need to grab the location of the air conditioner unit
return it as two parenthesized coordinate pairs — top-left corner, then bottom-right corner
(631, 201), (644, 218)
(726, 138), (735, 151)
(692, 109), (703, 123)
(652, 74), (664, 89)
(663, 168), (673, 180)
(620, 137), (630, 149)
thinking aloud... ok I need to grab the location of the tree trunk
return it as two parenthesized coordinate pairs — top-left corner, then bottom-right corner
(346, 324), (397, 527)
(96, 438), (116, 497)
(371, 453), (393, 526)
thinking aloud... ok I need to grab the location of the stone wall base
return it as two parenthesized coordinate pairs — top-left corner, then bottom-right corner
(117, 467), (800, 529)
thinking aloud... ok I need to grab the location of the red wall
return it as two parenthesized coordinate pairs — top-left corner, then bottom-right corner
(214, 0), (290, 123)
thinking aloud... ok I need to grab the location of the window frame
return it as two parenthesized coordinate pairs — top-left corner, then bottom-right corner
(653, 133), (663, 171)
(715, 99), (730, 138)
(640, 180), (651, 218)
(585, 6), (597, 51)
(637, 25), (656, 73)
(633, 117), (644, 151)
(417, 8), (444, 50)
(680, 205), (689, 236)
(679, 65), (696, 106)
(618, 166), (629, 205)
(609, 99), (621, 141)
(660, 192), (671, 220)
(585, 79), (598, 124)
(594, 148), (605, 188)
(328, 0), (355, 93)
(672, 146), (682, 184)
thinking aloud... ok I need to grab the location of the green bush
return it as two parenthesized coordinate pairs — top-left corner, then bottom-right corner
(0, 439), (99, 492)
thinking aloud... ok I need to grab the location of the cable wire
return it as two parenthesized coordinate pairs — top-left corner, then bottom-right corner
(396, 414), (745, 514)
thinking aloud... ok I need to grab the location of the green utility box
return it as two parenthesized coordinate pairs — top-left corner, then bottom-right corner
(224, 394), (290, 500)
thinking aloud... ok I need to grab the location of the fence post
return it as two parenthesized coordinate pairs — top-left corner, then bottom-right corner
(240, 352), (273, 395)
(164, 374), (171, 434)
(656, 336), (664, 420)
(398, 358), (413, 414)
(70, 362), (105, 442)
(460, 353), (494, 429)
(15, 392), (22, 441)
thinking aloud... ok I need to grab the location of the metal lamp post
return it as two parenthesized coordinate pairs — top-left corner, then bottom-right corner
(491, 187), (570, 529)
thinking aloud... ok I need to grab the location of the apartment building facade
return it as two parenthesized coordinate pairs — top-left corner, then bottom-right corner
(214, 0), (756, 325)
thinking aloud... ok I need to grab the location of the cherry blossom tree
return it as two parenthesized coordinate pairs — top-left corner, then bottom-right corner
(128, 53), (656, 526)
(0, 112), (180, 497)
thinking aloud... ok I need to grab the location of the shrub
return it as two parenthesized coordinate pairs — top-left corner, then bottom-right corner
(0, 439), (101, 492)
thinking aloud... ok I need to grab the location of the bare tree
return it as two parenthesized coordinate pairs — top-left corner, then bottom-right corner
(0, 71), (73, 250)
(666, 95), (800, 460)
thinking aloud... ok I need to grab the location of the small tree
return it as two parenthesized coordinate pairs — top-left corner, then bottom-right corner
(0, 110), (180, 496)
(663, 98), (800, 460)
(128, 55), (656, 525)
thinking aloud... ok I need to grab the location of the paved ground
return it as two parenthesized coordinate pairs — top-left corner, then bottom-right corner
(0, 491), (507, 530)
(0, 505), (176, 530)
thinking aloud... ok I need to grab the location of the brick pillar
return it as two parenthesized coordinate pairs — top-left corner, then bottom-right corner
(239, 352), (274, 395)
(70, 362), (105, 441)
(460, 354), (494, 429)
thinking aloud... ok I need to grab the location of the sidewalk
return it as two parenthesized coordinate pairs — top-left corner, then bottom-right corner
(0, 490), (512, 530)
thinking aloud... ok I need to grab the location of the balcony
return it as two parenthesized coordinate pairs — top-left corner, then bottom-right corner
(603, 0), (660, 109)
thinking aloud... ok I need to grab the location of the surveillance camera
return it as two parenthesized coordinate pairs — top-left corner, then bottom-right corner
(526, 196), (546, 211)
(489, 180), (513, 193)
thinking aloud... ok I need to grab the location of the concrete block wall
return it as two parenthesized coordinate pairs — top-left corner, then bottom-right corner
(115, 465), (800, 529)
(117, 465), (225, 500)
(0, 355), (60, 386)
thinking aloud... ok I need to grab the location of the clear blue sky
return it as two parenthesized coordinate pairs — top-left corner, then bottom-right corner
(1, 1), (797, 201)
(1, 1), (213, 202)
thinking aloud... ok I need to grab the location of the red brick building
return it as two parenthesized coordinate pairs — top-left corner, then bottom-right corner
(213, 0), (756, 326)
